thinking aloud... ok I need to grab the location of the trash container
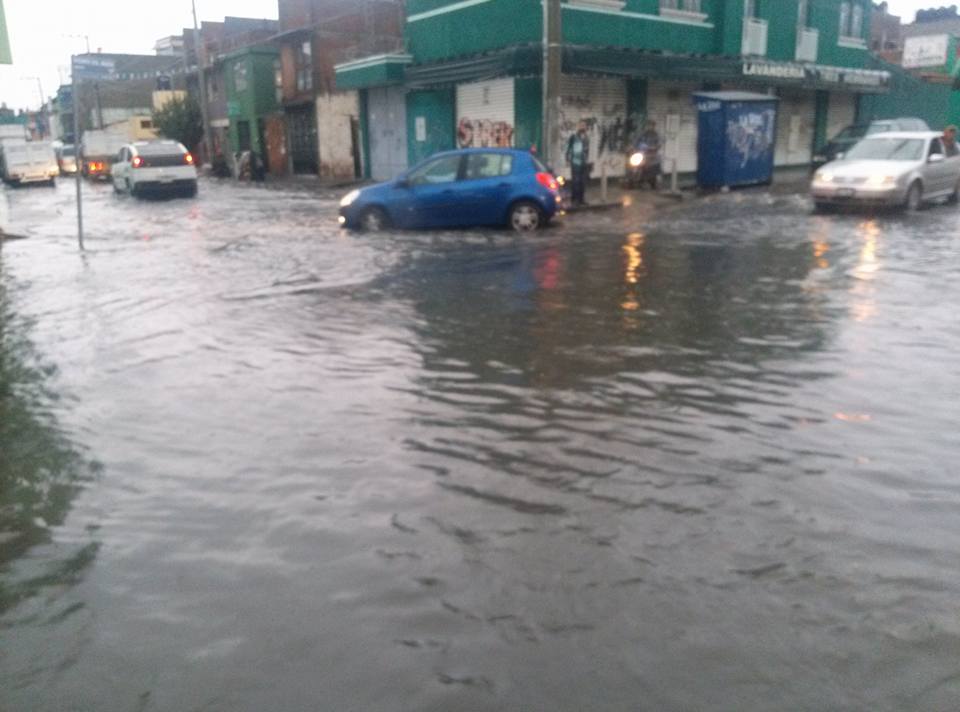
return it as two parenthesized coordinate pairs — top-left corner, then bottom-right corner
(693, 91), (779, 189)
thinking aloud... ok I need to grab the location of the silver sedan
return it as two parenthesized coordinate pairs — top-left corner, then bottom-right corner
(811, 131), (960, 211)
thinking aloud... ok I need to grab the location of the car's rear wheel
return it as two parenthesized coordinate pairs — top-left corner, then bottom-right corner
(949, 178), (960, 205)
(509, 201), (543, 232)
(183, 182), (198, 198)
(904, 181), (923, 212)
(359, 207), (389, 232)
(813, 201), (834, 214)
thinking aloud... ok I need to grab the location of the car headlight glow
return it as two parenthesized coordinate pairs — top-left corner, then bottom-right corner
(866, 175), (895, 186)
(629, 152), (644, 167)
(815, 171), (834, 183)
(340, 189), (360, 207)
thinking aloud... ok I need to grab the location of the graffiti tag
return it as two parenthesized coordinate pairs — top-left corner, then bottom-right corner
(457, 118), (514, 148)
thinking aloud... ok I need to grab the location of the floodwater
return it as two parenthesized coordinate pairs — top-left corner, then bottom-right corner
(1, 180), (959, 711)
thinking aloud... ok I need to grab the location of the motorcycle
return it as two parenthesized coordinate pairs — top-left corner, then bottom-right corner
(624, 142), (661, 190)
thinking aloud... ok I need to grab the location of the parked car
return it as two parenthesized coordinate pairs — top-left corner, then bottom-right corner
(810, 131), (960, 211)
(338, 148), (562, 232)
(56, 144), (79, 175)
(812, 117), (929, 170)
(111, 140), (198, 198)
(0, 140), (58, 187)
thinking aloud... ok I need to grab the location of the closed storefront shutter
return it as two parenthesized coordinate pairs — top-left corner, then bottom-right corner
(456, 79), (515, 149)
(368, 86), (408, 182)
(646, 81), (700, 175)
(826, 92), (857, 143)
(774, 90), (816, 167)
(554, 75), (628, 178)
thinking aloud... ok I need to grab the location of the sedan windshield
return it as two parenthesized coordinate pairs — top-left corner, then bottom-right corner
(844, 138), (925, 161)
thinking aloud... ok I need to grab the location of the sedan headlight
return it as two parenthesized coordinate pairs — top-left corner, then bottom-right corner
(815, 171), (834, 183)
(866, 175), (895, 186)
(340, 189), (360, 208)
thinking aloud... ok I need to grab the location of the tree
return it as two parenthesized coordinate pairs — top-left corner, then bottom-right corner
(152, 95), (203, 153)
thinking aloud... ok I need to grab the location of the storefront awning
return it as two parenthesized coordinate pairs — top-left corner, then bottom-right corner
(402, 44), (890, 95)
(334, 53), (413, 90)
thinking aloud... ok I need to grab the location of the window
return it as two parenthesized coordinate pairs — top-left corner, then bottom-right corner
(850, 4), (864, 38)
(234, 61), (248, 93)
(408, 155), (462, 185)
(464, 153), (514, 180)
(797, 0), (809, 28)
(744, 0), (757, 19)
(929, 139), (944, 158)
(208, 74), (219, 100)
(140, 119), (152, 130)
(296, 40), (313, 93)
(274, 58), (283, 104)
(660, 0), (702, 13)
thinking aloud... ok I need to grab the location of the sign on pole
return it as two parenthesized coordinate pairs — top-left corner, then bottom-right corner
(0, 0), (12, 65)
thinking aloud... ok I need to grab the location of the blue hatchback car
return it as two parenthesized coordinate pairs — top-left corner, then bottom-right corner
(338, 148), (562, 232)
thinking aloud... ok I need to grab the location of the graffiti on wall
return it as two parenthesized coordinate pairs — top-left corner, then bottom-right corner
(726, 108), (776, 168)
(558, 97), (635, 162)
(457, 118), (514, 148)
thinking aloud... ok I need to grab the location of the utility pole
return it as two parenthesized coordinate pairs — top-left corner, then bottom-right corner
(542, 0), (562, 167)
(71, 57), (84, 250)
(192, 0), (214, 166)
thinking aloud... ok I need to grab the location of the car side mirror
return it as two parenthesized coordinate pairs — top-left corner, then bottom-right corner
(396, 177), (411, 189)
(929, 153), (945, 164)
(835, 152), (845, 160)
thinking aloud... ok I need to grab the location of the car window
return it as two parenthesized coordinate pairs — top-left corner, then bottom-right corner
(835, 126), (867, 142)
(408, 155), (461, 186)
(464, 153), (513, 180)
(846, 137), (925, 161)
(867, 122), (893, 135)
(929, 139), (944, 157)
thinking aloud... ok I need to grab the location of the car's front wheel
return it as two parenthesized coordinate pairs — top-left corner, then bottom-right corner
(509, 201), (543, 232)
(359, 207), (389, 232)
(904, 181), (923, 212)
(948, 178), (960, 205)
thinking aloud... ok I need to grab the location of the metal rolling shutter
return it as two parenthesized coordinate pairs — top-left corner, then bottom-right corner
(456, 79), (516, 149)
(368, 86), (408, 182)
(774, 90), (816, 167)
(826, 92), (857, 143)
(646, 81), (700, 174)
(554, 75), (628, 178)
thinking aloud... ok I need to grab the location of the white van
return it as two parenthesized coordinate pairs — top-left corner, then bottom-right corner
(1, 141), (59, 186)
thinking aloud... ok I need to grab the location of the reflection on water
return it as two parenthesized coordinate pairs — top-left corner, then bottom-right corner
(2, 183), (960, 711)
(0, 264), (97, 615)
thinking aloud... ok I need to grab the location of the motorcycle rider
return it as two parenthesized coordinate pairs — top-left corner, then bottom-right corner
(633, 120), (663, 189)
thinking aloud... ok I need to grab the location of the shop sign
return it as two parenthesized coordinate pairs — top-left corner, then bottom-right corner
(903, 34), (950, 70)
(742, 61), (889, 89)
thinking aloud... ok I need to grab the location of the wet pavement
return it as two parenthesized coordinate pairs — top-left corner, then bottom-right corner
(1, 178), (959, 711)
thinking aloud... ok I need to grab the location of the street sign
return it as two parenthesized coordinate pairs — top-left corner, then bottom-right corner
(903, 34), (950, 70)
(0, 0), (12, 64)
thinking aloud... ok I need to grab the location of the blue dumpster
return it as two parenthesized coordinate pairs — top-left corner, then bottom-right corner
(693, 91), (779, 189)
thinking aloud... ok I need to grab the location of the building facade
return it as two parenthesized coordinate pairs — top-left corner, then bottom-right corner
(225, 46), (282, 163)
(275, 0), (404, 179)
(338, 0), (890, 181)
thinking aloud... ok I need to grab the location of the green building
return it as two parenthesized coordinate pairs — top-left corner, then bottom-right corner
(225, 46), (281, 158)
(336, 0), (890, 181)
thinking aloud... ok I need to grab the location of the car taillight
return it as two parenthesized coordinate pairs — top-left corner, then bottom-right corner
(536, 172), (559, 193)
(132, 156), (144, 168)
(184, 153), (194, 165)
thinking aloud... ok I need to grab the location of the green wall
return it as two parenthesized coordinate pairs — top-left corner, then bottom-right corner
(225, 48), (279, 155)
(406, 0), (540, 63)
(562, 5), (715, 54)
(514, 77), (542, 152)
(858, 61), (955, 130)
(406, 88), (455, 166)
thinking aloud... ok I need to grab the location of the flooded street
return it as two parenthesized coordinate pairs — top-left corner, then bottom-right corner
(2, 179), (959, 711)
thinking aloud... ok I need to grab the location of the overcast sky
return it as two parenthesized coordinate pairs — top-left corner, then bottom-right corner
(0, 0), (938, 111)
